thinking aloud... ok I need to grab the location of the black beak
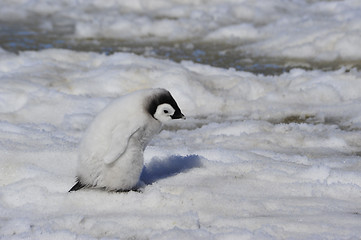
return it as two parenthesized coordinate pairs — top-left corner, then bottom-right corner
(171, 112), (186, 120)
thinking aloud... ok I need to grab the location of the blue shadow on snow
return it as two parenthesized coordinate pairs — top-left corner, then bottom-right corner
(140, 155), (203, 185)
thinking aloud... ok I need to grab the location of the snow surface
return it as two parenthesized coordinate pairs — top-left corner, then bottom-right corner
(1, 0), (361, 239)
(1, 49), (361, 239)
(1, 0), (361, 62)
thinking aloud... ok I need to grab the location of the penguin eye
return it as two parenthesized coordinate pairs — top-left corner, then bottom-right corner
(163, 110), (169, 114)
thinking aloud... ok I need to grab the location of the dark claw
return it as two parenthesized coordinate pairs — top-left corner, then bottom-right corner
(68, 178), (86, 192)
(115, 187), (142, 193)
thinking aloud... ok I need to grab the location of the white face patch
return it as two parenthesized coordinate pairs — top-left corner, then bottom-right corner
(153, 103), (175, 122)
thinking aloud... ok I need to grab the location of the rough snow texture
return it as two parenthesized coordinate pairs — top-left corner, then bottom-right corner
(1, 0), (361, 61)
(0, 49), (361, 239)
(1, 0), (361, 239)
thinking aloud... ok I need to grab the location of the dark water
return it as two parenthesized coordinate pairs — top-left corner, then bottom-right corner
(0, 21), (358, 75)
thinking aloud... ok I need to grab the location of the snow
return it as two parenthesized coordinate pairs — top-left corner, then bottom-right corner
(0, 0), (361, 239)
(1, 48), (361, 239)
(1, 0), (361, 62)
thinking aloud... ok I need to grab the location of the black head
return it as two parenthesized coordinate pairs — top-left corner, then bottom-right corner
(146, 89), (185, 121)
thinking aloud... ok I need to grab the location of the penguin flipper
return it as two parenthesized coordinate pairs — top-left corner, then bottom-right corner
(103, 125), (141, 165)
(69, 179), (86, 192)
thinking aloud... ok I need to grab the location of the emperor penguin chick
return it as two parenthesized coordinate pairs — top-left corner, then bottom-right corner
(69, 88), (185, 192)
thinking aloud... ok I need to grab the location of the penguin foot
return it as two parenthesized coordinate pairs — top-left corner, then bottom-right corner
(115, 187), (142, 193)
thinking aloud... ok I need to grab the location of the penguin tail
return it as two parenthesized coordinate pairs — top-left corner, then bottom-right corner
(69, 178), (85, 192)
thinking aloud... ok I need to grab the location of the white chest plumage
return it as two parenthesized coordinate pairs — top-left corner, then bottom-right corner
(69, 88), (184, 192)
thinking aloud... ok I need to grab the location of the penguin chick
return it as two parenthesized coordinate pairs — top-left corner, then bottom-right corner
(69, 88), (185, 192)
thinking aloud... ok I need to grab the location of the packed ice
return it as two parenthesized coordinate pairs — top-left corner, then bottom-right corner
(1, 0), (361, 239)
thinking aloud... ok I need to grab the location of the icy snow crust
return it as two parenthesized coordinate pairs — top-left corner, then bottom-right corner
(0, 0), (361, 239)
(1, 0), (361, 62)
(1, 49), (361, 239)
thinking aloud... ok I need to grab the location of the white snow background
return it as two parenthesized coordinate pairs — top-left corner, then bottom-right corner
(1, 0), (361, 239)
